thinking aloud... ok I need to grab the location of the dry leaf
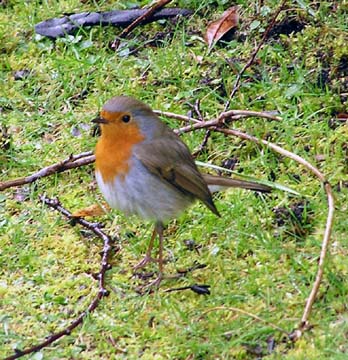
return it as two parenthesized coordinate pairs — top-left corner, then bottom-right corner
(205, 6), (239, 48)
(72, 203), (110, 218)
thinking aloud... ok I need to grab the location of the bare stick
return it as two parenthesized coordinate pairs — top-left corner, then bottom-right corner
(223, 0), (288, 111)
(110, 0), (173, 50)
(155, 109), (281, 125)
(190, 99), (212, 156)
(154, 110), (201, 123)
(191, 99), (204, 122)
(0, 152), (95, 191)
(215, 127), (327, 181)
(175, 110), (280, 134)
(193, 124), (334, 335)
(192, 129), (212, 157)
(1, 110), (279, 192)
(298, 181), (335, 332)
(218, 109), (282, 122)
(166, 110), (334, 336)
(3, 196), (118, 360)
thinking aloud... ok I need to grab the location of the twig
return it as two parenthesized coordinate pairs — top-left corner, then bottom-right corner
(3, 196), (118, 360)
(175, 110), (280, 134)
(164, 109), (334, 336)
(218, 109), (282, 122)
(1, 110), (279, 193)
(198, 306), (288, 334)
(214, 128), (327, 181)
(189, 99), (204, 122)
(164, 284), (210, 295)
(159, 107), (334, 337)
(188, 99), (212, 157)
(192, 129), (212, 157)
(110, 0), (173, 50)
(154, 109), (281, 125)
(298, 181), (335, 333)
(195, 124), (334, 336)
(154, 110), (200, 123)
(223, 0), (288, 111)
(0, 152), (95, 191)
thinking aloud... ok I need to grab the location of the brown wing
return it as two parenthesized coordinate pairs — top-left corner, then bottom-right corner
(134, 137), (220, 216)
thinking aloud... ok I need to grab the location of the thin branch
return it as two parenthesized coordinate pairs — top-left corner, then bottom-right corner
(218, 109), (282, 122)
(155, 109), (281, 125)
(215, 127), (326, 181)
(299, 181), (335, 330)
(192, 129), (212, 157)
(0, 152), (95, 191)
(4, 196), (118, 360)
(161, 107), (334, 332)
(1, 110), (279, 193)
(189, 99), (211, 157)
(209, 126), (334, 335)
(223, 0), (288, 111)
(110, 0), (173, 50)
(174, 110), (280, 134)
(154, 110), (201, 123)
(191, 99), (204, 122)
(165, 112), (334, 337)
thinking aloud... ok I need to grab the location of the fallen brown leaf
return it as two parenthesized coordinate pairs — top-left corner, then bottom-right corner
(72, 203), (110, 218)
(205, 6), (239, 49)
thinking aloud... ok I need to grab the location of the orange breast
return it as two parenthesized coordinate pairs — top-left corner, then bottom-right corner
(95, 123), (145, 183)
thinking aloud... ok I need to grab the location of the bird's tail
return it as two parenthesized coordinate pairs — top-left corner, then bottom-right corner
(203, 174), (271, 193)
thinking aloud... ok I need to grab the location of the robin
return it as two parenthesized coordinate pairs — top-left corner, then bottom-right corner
(92, 96), (270, 287)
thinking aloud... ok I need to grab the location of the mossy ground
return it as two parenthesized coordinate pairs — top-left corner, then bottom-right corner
(1, 1), (348, 359)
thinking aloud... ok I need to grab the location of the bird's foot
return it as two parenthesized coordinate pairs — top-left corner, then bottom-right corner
(133, 254), (159, 271)
(145, 272), (163, 289)
(135, 273), (164, 294)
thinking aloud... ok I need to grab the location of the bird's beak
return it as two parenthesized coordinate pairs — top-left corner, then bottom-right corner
(92, 116), (108, 124)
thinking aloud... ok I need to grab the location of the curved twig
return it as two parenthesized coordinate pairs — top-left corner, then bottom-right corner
(3, 196), (118, 360)
(223, 0), (288, 110)
(174, 110), (280, 134)
(299, 181), (334, 333)
(110, 0), (173, 50)
(0, 152), (95, 191)
(215, 128), (334, 335)
(0, 110), (278, 193)
(216, 128), (326, 181)
(154, 110), (200, 123)
(155, 109), (281, 125)
(218, 110), (282, 122)
(174, 119), (334, 336)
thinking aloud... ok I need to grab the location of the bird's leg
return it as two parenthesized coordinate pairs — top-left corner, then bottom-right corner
(145, 221), (165, 288)
(158, 223), (164, 275)
(133, 225), (159, 271)
(134, 222), (167, 289)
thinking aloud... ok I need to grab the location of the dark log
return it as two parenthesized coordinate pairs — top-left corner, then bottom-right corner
(35, 8), (192, 39)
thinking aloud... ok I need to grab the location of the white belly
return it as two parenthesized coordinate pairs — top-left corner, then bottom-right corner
(95, 159), (193, 223)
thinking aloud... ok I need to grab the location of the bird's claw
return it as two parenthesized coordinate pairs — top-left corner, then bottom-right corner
(146, 273), (163, 288)
(133, 254), (159, 271)
(136, 273), (164, 294)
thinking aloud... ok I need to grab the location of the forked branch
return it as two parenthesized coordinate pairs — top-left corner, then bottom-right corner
(3, 196), (118, 360)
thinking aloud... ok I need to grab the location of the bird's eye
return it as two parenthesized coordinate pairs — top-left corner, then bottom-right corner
(122, 115), (131, 123)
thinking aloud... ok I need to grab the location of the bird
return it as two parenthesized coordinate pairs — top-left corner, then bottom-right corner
(92, 96), (271, 287)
